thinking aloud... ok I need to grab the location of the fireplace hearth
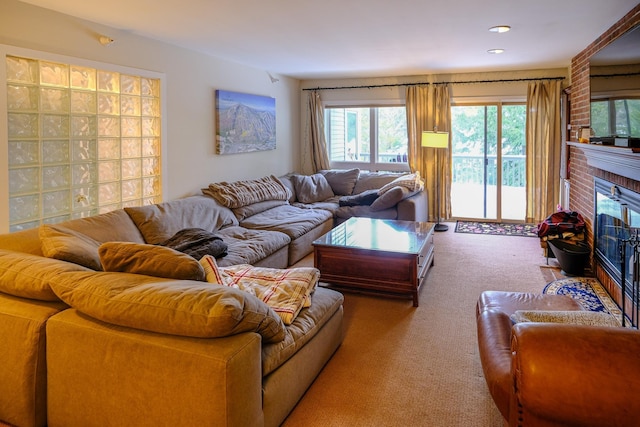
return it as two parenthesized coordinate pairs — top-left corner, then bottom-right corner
(594, 177), (640, 327)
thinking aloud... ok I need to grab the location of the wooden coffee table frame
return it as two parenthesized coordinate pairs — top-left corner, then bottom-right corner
(313, 218), (435, 306)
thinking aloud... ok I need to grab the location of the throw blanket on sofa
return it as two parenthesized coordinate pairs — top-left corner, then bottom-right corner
(200, 255), (318, 325)
(202, 175), (291, 208)
(338, 189), (379, 207)
(159, 228), (228, 259)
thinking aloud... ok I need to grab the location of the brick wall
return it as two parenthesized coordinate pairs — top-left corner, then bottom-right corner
(569, 4), (640, 301)
(569, 4), (640, 220)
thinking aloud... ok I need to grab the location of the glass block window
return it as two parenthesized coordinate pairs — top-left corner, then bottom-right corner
(5, 55), (162, 232)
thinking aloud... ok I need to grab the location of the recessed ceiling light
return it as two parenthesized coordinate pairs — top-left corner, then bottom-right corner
(487, 49), (505, 54)
(489, 26), (511, 33)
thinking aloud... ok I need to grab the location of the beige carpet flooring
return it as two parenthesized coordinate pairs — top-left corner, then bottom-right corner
(283, 223), (556, 427)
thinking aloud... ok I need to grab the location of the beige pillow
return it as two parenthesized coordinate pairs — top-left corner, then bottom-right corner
(378, 172), (423, 195)
(48, 270), (286, 342)
(40, 224), (103, 270)
(291, 173), (335, 204)
(0, 249), (89, 301)
(99, 242), (206, 281)
(511, 310), (620, 327)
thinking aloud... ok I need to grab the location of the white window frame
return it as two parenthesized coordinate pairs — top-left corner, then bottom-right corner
(324, 102), (410, 172)
(0, 45), (167, 233)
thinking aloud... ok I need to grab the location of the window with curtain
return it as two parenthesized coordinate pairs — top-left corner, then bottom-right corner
(324, 105), (409, 172)
(4, 53), (162, 232)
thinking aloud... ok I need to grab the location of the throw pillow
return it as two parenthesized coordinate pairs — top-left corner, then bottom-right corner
(158, 228), (228, 260)
(370, 186), (411, 211)
(125, 196), (238, 245)
(39, 224), (103, 271)
(320, 168), (360, 195)
(200, 255), (319, 325)
(99, 242), (206, 281)
(378, 172), (424, 195)
(510, 310), (620, 327)
(291, 173), (335, 204)
(48, 270), (286, 343)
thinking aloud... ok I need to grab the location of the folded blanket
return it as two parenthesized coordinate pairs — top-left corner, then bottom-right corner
(200, 255), (319, 325)
(338, 189), (379, 207)
(158, 228), (228, 259)
(203, 175), (291, 208)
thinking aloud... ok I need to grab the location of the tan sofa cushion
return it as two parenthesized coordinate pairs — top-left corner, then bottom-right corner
(60, 209), (146, 244)
(99, 242), (206, 281)
(125, 196), (238, 244)
(352, 171), (404, 194)
(0, 249), (88, 301)
(39, 224), (103, 270)
(49, 271), (286, 342)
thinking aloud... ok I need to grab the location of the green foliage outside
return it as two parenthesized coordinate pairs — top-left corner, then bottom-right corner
(591, 99), (640, 137)
(450, 104), (526, 187)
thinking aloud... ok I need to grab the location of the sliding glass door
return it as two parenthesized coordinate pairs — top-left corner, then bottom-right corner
(450, 103), (526, 221)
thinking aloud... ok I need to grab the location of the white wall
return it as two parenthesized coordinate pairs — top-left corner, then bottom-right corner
(0, 0), (302, 203)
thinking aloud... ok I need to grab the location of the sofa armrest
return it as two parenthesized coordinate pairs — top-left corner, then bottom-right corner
(397, 190), (428, 222)
(511, 322), (640, 426)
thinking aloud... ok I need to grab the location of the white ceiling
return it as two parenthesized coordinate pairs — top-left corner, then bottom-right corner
(16, 0), (640, 80)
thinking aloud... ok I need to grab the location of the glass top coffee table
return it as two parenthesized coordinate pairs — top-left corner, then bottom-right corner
(312, 217), (435, 306)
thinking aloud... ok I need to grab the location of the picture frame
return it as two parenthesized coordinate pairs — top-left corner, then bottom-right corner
(215, 90), (276, 154)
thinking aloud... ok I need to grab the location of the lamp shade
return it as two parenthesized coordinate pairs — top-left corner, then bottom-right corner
(421, 131), (449, 149)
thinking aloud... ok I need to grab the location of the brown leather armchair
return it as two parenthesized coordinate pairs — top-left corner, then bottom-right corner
(476, 291), (640, 426)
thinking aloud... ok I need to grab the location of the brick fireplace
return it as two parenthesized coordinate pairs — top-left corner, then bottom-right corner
(569, 4), (640, 307)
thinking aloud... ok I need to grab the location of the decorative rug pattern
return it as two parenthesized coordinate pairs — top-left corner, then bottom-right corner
(543, 277), (627, 326)
(454, 221), (538, 237)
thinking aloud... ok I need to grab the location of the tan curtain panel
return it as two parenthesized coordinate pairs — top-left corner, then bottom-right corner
(406, 84), (451, 223)
(307, 90), (331, 173)
(525, 80), (562, 224)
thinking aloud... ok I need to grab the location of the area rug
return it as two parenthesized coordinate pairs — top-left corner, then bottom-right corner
(454, 221), (538, 237)
(543, 277), (627, 326)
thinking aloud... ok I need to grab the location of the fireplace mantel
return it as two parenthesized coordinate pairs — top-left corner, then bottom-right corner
(568, 141), (640, 181)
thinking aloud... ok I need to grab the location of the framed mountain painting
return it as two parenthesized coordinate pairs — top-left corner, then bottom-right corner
(215, 90), (276, 154)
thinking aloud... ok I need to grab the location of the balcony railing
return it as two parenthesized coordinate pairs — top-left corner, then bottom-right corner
(452, 154), (525, 187)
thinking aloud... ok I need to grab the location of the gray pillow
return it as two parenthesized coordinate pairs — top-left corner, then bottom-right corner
(320, 169), (360, 195)
(370, 186), (413, 211)
(291, 173), (335, 203)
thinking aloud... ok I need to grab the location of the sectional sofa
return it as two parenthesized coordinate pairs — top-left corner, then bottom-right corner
(0, 169), (427, 427)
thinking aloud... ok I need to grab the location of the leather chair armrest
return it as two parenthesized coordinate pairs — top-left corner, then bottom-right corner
(477, 310), (514, 421)
(511, 322), (640, 426)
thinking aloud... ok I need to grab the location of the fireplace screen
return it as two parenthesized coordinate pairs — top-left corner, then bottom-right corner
(594, 178), (640, 326)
